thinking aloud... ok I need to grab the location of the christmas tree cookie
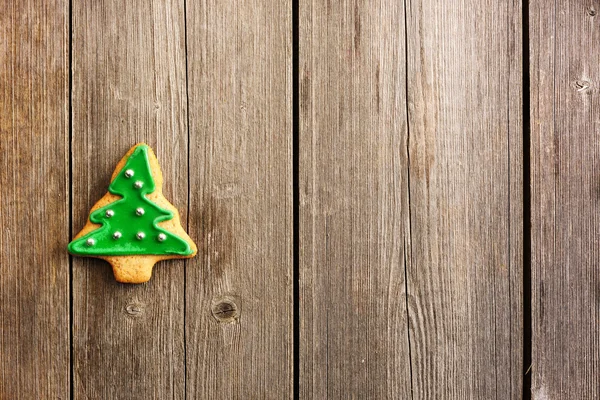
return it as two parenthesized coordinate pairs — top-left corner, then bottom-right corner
(68, 143), (197, 283)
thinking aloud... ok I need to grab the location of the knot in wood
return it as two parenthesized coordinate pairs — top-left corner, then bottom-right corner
(124, 301), (144, 317)
(588, 7), (597, 16)
(572, 79), (592, 92)
(211, 295), (240, 323)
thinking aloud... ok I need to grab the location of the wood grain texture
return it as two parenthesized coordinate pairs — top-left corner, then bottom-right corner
(405, 0), (523, 398)
(71, 1), (188, 398)
(0, 1), (70, 398)
(299, 1), (412, 398)
(300, 0), (523, 397)
(530, 2), (600, 398)
(185, 0), (293, 398)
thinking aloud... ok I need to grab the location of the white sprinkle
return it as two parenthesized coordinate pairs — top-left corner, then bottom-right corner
(124, 169), (134, 178)
(105, 209), (114, 218)
(134, 181), (143, 189)
(113, 231), (122, 239)
(136, 232), (146, 240)
(86, 238), (95, 246)
(157, 233), (167, 242)
(136, 207), (145, 216)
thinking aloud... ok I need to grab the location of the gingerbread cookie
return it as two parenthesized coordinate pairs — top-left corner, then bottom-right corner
(68, 143), (197, 283)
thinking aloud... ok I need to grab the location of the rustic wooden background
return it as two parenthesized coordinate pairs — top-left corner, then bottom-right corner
(0, 0), (598, 399)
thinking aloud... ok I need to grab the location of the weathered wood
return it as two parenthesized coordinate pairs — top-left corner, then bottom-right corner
(299, 2), (413, 398)
(300, 0), (523, 397)
(405, 0), (523, 397)
(0, 1), (70, 398)
(71, 1), (188, 398)
(184, 1), (293, 398)
(530, 2), (600, 398)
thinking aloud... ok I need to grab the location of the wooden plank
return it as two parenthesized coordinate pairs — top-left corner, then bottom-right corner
(0, 1), (70, 398)
(405, 0), (523, 397)
(71, 1), (188, 398)
(403, 0), (524, 397)
(530, 2), (600, 397)
(185, 1), (293, 398)
(300, 0), (523, 397)
(299, 1), (413, 398)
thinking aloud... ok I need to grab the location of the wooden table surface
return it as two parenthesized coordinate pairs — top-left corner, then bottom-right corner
(0, 0), (597, 399)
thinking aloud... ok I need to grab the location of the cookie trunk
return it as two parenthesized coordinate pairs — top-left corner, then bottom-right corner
(107, 256), (156, 283)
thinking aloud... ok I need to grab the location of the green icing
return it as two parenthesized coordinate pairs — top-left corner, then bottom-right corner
(68, 145), (193, 256)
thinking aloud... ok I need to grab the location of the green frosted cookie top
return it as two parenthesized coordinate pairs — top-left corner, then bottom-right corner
(68, 145), (192, 256)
